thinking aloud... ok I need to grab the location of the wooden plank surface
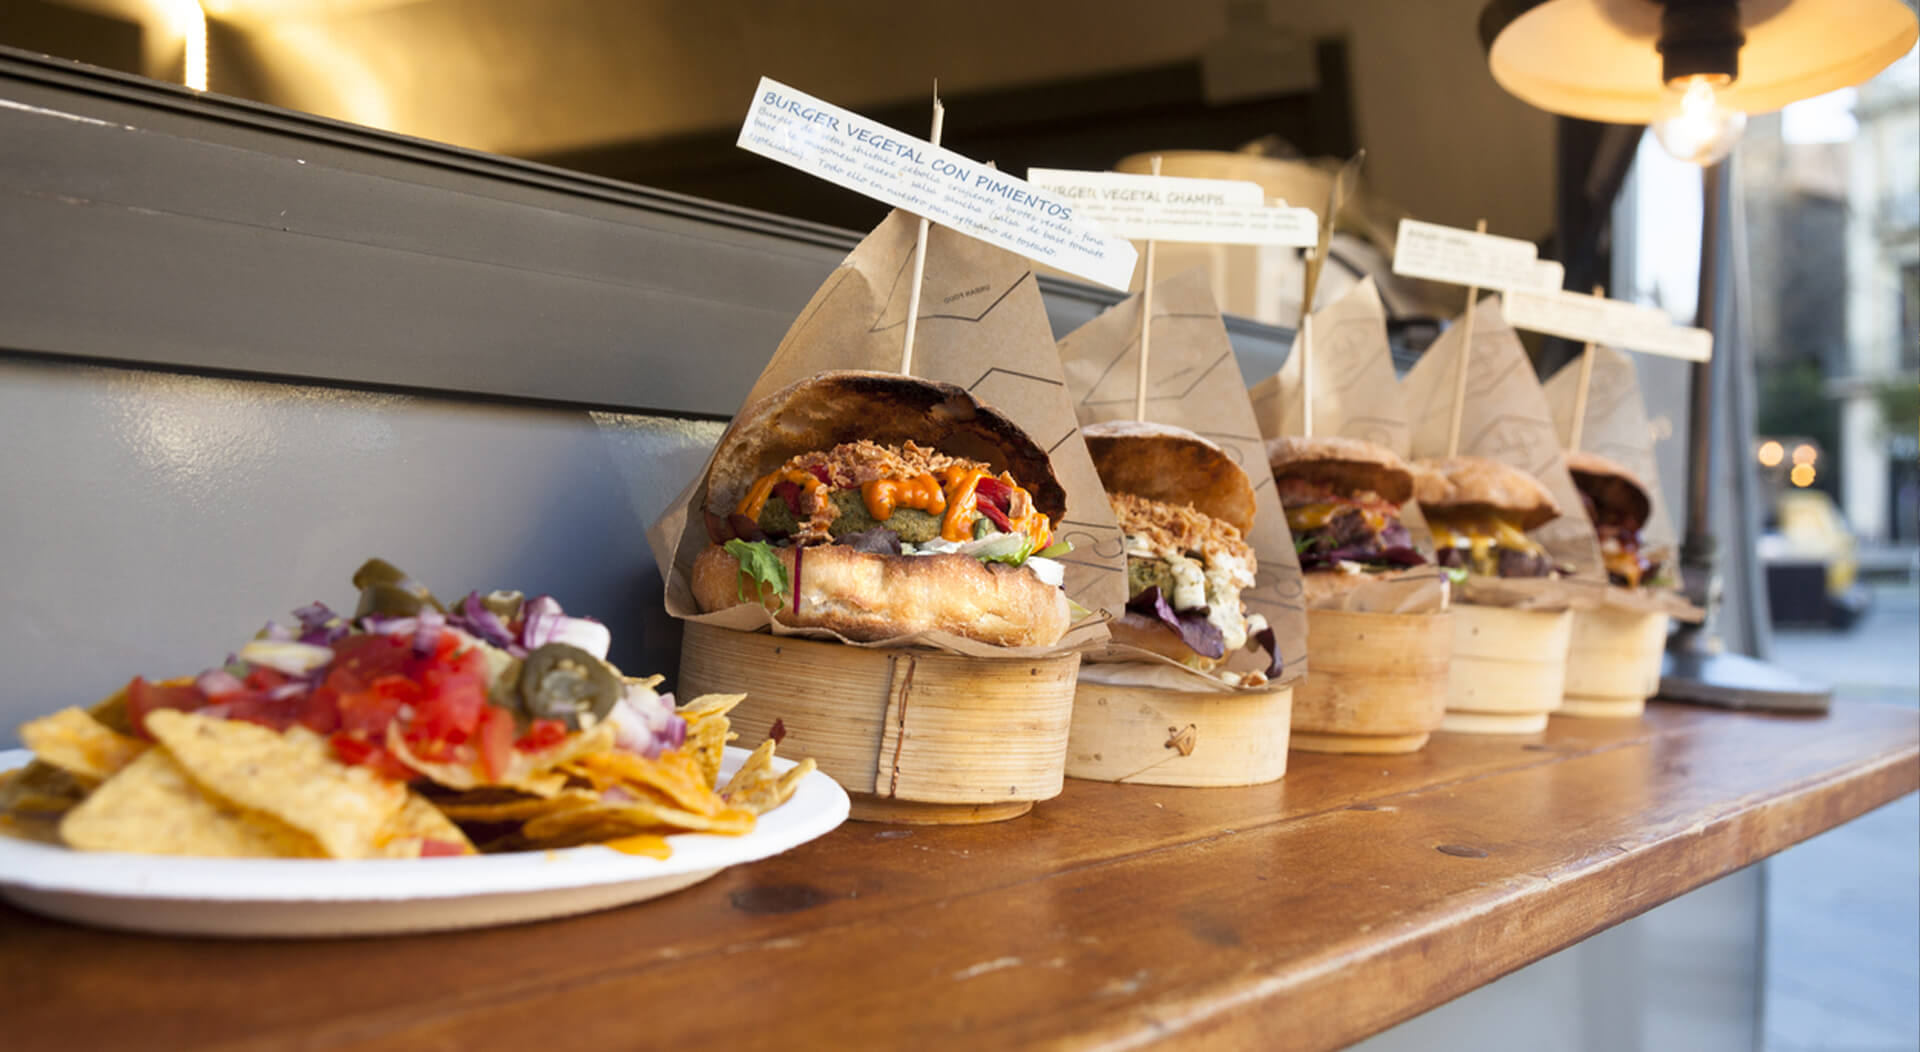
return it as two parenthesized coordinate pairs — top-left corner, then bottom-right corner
(3, 701), (1914, 1052)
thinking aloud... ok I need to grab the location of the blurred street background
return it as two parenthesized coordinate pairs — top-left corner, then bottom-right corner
(1764, 575), (1919, 1052)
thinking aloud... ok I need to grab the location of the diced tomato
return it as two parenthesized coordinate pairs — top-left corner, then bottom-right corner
(419, 838), (467, 858)
(515, 718), (570, 752)
(806, 464), (830, 485)
(298, 684), (342, 734)
(326, 633), (412, 692)
(328, 732), (416, 782)
(242, 665), (292, 694)
(126, 677), (210, 738)
(476, 706), (516, 781)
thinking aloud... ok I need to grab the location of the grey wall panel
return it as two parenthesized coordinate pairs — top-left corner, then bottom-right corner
(0, 356), (720, 745)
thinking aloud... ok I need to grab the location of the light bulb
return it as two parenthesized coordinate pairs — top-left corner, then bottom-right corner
(1652, 75), (1747, 166)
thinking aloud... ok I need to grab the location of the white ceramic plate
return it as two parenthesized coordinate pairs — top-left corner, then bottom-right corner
(0, 746), (848, 938)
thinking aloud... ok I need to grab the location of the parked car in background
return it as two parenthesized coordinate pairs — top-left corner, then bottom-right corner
(1760, 488), (1871, 629)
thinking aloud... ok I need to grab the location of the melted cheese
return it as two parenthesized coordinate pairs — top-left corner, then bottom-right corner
(1286, 502), (1386, 534)
(1604, 549), (1644, 588)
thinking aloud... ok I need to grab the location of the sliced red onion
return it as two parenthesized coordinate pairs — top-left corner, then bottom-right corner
(413, 608), (448, 655)
(521, 596), (610, 660)
(260, 621), (296, 643)
(449, 592), (515, 650)
(291, 602), (349, 645)
(608, 683), (688, 758)
(196, 667), (246, 698)
(266, 681), (308, 702)
(361, 614), (419, 637)
(238, 639), (336, 675)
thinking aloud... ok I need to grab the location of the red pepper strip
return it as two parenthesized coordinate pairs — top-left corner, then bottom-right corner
(772, 480), (803, 516)
(978, 501), (1013, 532)
(974, 475), (1013, 509)
(807, 464), (830, 485)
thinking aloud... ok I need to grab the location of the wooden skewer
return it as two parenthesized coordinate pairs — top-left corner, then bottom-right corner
(1135, 154), (1162, 422)
(1444, 218), (1488, 458)
(1299, 310), (1314, 438)
(1566, 284), (1605, 454)
(900, 84), (944, 376)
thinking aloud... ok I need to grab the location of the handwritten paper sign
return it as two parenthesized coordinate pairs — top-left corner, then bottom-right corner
(1504, 288), (1713, 361)
(736, 78), (1138, 289)
(1026, 168), (1318, 245)
(1392, 218), (1564, 292)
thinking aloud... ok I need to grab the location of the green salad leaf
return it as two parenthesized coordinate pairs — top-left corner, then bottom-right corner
(724, 538), (789, 602)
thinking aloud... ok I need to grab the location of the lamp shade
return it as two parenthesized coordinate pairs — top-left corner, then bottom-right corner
(1487, 0), (1918, 122)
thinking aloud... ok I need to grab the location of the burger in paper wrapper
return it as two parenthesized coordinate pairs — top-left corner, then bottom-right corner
(693, 371), (1073, 648)
(1413, 456), (1565, 580)
(1566, 451), (1673, 591)
(1267, 435), (1429, 606)
(1084, 421), (1281, 678)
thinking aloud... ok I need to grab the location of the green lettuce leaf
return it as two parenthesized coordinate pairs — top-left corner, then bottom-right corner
(724, 539), (789, 602)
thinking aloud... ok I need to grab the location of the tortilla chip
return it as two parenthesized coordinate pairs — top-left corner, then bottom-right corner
(521, 797), (755, 843)
(146, 710), (406, 860)
(59, 749), (322, 858)
(373, 793), (478, 858)
(20, 707), (148, 783)
(430, 788), (599, 823)
(564, 748), (721, 816)
(683, 716), (731, 789)
(0, 760), (89, 815)
(678, 692), (747, 722)
(726, 751), (816, 817)
(386, 720), (611, 797)
(624, 674), (666, 692)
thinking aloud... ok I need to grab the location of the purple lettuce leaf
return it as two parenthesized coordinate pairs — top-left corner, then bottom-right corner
(1124, 586), (1225, 659)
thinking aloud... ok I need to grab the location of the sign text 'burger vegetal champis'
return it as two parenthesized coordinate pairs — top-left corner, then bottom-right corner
(1025, 169), (1318, 246)
(737, 79), (1138, 290)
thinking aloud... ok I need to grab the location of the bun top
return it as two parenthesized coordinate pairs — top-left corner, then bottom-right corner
(1566, 451), (1652, 528)
(1083, 420), (1257, 534)
(1265, 434), (1415, 505)
(705, 370), (1065, 519)
(1412, 456), (1561, 530)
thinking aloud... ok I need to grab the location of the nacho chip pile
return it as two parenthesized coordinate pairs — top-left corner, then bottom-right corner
(0, 562), (816, 861)
(3, 687), (812, 861)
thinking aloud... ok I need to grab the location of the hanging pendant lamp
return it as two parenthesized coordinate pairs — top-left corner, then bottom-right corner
(1483, 0), (1917, 163)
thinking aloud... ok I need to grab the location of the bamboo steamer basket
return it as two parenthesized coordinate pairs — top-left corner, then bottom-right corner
(677, 623), (1078, 824)
(1438, 605), (1575, 735)
(1289, 608), (1453, 754)
(1559, 608), (1671, 718)
(1066, 680), (1293, 787)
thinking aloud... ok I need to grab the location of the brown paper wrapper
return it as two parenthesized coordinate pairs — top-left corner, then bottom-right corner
(1054, 267), (1306, 692)
(1400, 297), (1605, 612)
(1543, 345), (1703, 622)
(645, 210), (1126, 657)
(1248, 278), (1412, 454)
(1246, 277), (1448, 616)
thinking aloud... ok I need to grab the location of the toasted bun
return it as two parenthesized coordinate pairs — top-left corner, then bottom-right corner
(1265, 435), (1415, 505)
(705, 371), (1065, 520)
(691, 543), (1069, 647)
(1107, 617), (1224, 671)
(1083, 420), (1256, 534)
(1412, 456), (1561, 530)
(1565, 451), (1651, 528)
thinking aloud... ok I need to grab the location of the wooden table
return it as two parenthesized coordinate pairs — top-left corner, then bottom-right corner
(4, 701), (1914, 1051)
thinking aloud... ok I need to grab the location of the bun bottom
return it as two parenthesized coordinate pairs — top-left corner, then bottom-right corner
(691, 543), (1069, 648)
(1106, 617), (1224, 672)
